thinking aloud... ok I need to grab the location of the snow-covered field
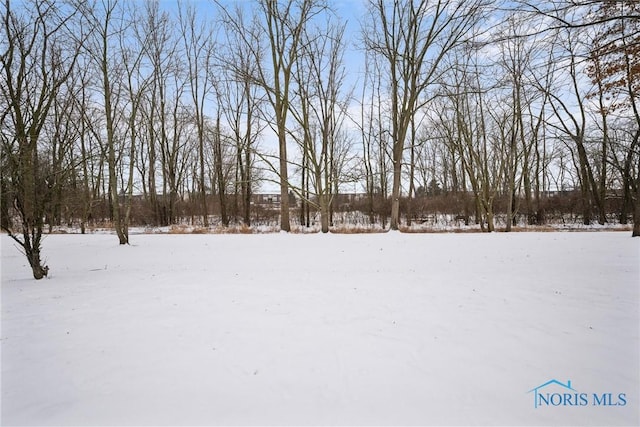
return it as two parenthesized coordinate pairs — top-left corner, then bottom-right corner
(1, 232), (638, 426)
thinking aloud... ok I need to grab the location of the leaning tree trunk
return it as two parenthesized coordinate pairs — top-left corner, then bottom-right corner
(629, 131), (640, 237)
(5, 146), (51, 279)
(23, 229), (49, 279)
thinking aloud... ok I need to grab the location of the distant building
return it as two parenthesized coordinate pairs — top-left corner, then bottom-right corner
(252, 193), (282, 207)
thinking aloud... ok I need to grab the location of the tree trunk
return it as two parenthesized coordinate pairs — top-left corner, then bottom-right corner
(1, 176), (11, 231)
(214, 120), (229, 227)
(633, 194), (640, 237)
(634, 158), (640, 237)
(24, 234), (48, 280)
(485, 204), (495, 232)
(105, 90), (127, 245)
(199, 127), (208, 228)
(390, 153), (403, 230)
(244, 148), (252, 226)
(505, 191), (514, 232)
(320, 194), (330, 233)
(406, 120), (417, 227)
(278, 126), (291, 232)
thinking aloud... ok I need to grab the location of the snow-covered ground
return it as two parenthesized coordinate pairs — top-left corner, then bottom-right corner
(1, 232), (638, 426)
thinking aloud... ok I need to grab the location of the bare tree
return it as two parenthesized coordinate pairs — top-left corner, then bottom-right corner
(43, 68), (82, 230)
(438, 43), (508, 232)
(82, 0), (134, 243)
(159, 82), (191, 225)
(215, 38), (264, 226)
(208, 105), (229, 226)
(517, 1), (640, 33)
(527, 44), (554, 226)
(117, 3), (150, 239)
(137, 1), (170, 225)
(291, 18), (350, 233)
(358, 51), (391, 227)
(543, 26), (605, 225)
(1, 0), (82, 278)
(217, 0), (326, 232)
(585, 1), (640, 235)
(363, 0), (486, 230)
(75, 62), (102, 233)
(521, 0), (640, 234)
(138, 1), (186, 226)
(178, 3), (217, 228)
(495, 15), (541, 231)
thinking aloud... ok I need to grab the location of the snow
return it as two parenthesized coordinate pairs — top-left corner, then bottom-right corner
(1, 231), (639, 426)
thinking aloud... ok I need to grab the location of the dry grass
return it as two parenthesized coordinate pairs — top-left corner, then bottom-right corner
(235, 223), (255, 234)
(167, 225), (189, 234)
(47, 229), (69, 234)
(329, 225), (387, 234)
(38, 222), (635, 235)
(190, 227), (209, 234)
(506, 225), (558, 232)
(210, 224), (261, 234)
(168, 225), (209, 234)
(400, 224), (634, 233)
(399, 225), (481, 233)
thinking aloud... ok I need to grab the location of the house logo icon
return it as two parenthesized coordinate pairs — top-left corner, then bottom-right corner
(528, 379), (579, 408)
(528, 379), (628, 408)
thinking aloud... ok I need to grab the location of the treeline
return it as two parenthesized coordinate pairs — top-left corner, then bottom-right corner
(1, 0), (639, 278)
(43, 188), (627, 231)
